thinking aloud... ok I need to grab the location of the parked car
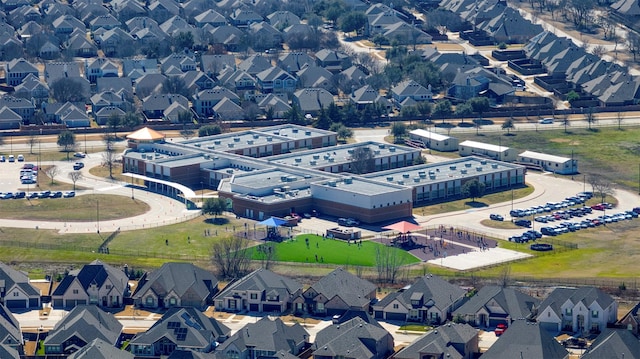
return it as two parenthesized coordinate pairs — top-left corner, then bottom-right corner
(1, 192), (13, 199)
(49, 191), (63, 198)
(0, 155), (4, 162)
(27, 192), (39, 199)
(38, 191), (51, 198)
(14, 191), (25, 199)
(73, 152), (86, 158)
(539, 117), (554, 124)
(73, 162), (84, 170)
(8, 155), (14, 162)
(490, 214), (504, 221)
(495, 323), (507, 336)
(63, 191), (75, 198)
(17, 154), (24, 161)
(514, 219), (532, 227)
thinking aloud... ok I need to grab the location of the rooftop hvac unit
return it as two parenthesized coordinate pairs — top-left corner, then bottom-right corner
(344, 177), (352, 184)
(305, 131), (311, 135)
(397, 180), (404, 185)
(461, 169), (467, 174)
(228, 143), (234, 148)
(247, 140), (254, 145)
(233, 136), (240, 142)
(378, 144), (386, 149)
(480, 160), (487, 165)
(387, 176), (394, 182)
(295, 157), (302, 163)
(203, 154), (210, 159)
(292, 128), (298, 133)
(194, 143), (201, 147)
(449, 165), (456, 170)
(465, 162), (472, 167)
(327, 180), (336, 187)
(310, 160), (316, 165)
(253, 134), (259, 139)
(214, 140), (221, 145)
(207, 146), (215, 150)
(413, 177), (420, 182)
(477, 167), (483, 171)
(328, 158), (334, 162)
(313, 155), (320, 160)
(389, 147), (396, 152)
(491, 163), (498, 168)
(267, 137), (273, 142)
(402, 173), (410, 178)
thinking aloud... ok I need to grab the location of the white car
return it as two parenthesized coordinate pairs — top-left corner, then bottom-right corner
(539, 118), (554, 124)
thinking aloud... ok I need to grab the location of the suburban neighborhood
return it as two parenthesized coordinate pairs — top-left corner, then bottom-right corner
(0, 0), (639, 356)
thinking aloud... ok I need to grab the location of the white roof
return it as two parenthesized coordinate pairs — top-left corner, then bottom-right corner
(409, 129), (450, 142)
(518, 150), (572, 163)
(459, 140), (509, 152)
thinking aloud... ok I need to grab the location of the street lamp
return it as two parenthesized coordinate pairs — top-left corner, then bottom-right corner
(97, 199), (100, 234)
(201, 181), (204, 207)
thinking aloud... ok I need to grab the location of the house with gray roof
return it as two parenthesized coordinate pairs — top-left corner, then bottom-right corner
(95, 106), (126, 126)
(294, 268), (376, 316)
(292, 88), (334, 115)
(163, 101), (190, 122)
(52, 14), (84, 37)
(248, 21), (282, 49)
(581, 328), (640, 359)
(618, 300), (640, 336)
(612, 0), (640, 15)
(112, 0), (147, 21)
(194, 9), (227, 27)
(452, 286), (539, 328)
(13, 73), (48, 104)
(206, 25), (244, 51)
(97, 27), (136, 57)
(481, 320), (569, 359)
(89, 14), (121, 31)
(132, 262), (219, 310)
(51, 259), (129, 309)
(214, 268), (302, 313)
(213, 97), (245, 120)
(0, 106), (22, 129)
(5, 58), (38, 86)
(213, 317), (308, 359)
(0, 345), (19, 359)
(257, 67), (296, 93)
(372, 274), (466, 324)
(349, 84), (390, 110)
(129, 306), (230, 357)
(218, 68), (256, 92)
(167, 349), (216, 359)
(0, 303), (22, 350)
(238, 54), (272, 75)
(135, 73), (168, 97)
(383, 22), (432, 45)
(0, 261), (40, 309)
(315, 49), (351, 73)
(148, 0), (180, 24)
(67, 338), (134, 359)
(535, 286), (618, 334)
(297, 65), (334, 91)
(39, 41), (61, 60)
(257, 93), (291, 118)
(229, 8), (263, 27)
(312, 317), (393, 359)
(84, 58), (119, 84)
(65, 33), (98, 57)
(393, 323), (479, 359)
(192, 87), (239, 118)
(392, 79), (433, 105)
(0, 95), (34, 123)
(200, 54), (236, 77)
(161, 53), (197, 73)
(278, 52), (314, 74)
(267, 10), (300, 28)
(143, 93), (189, 119)
(91, 91), (126, 113)
(44, 305), (123, 355)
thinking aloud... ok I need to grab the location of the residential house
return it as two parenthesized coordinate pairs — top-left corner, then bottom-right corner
(452, 285), (539, 328)
(91, 91), (126, 113)
(206, 25), (244, 51)
(192, 87), (239, 118)
(65, 33), (98, 57)
(238, 54), (272, 76)
(312, 317), (393, 359)
(391, 79), (433, 106)
(618, 300), (640, 336)
(0, 96), (34, 123)
(133, 262), (219, 310)
(161, 53), (198, 73)
(160, 16), (198, 41)
(393, 323), (479, 359)
(0, 106), (23, 129)
(0, 345), (19, 359)
(194, 9), (227, 27)
(89, 14), (121, 31)
(52, 14), (85, 38)
(84, 58), (119, 84)
(95, 106), (126, 126)
(383, 22), (432, 45)
(214, 268), (302, 313)
(292, 88), (334, 116)
(213, 97), (245, 120)
(200, 54), (236, 77)
(257, 93), (291, 118)
(43, 305), (123, 356)
(13, 73), (49, 104)
(142, 93), (189, 120)
(218, 68), (256, 92)
(278, 52), (314, 75)
(535, 287), (618, 334)
(135, 73), (168, 97)
(581, 329), (640, 359)
(96, 77), (134, 98)
(148, 0), (181, 24)
(256, 67), (296, 94)
(296, 65), (334, 91)
(315, 49), (351, 73)
(267, 10), (301, 28)
(51, 259), (129, 309)
(122, 58), (159, 79)
(349, 85), (391, 111)
(129, 307), (230, 357)
(67, 338), (134, 359)
(0, 303), (22, 350)
(248, 22), (282, 49)
(0, 34), (23, 61)
(112, 0), (147, 22)
(39, 41), (61, 60)
(612, 0), (640, 16)
(339, 65), (369, 87)
(97, 28), (136, 57)
(372, 274), (466, 323)
(294, 268), (376, 316)
(5, 58), (38, 86)
(229, 8), (263, 27)
(163, 101), (190, 123)
(17, 21), (42, 39)
(480, 320), (569, 359)
(180, 71), (215, 93)
(213, 317), (308, 359)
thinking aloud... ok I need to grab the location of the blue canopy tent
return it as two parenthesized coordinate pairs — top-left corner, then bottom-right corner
(257, 217), (288, 241)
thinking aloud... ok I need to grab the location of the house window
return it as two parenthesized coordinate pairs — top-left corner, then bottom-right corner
(393, 304), (399, 309)
(169, 297), (177, 305)
(146, 296), (154, 305)
(106, 284), (112, 290)
(73, 289), (79, 294)
(250, 293), (257, 300)
(317, 302), (324, 311)
(226, 350), (240, 359)
(565, 308), (572, 316)
(591, 310), (599, 318)
(13, 292), (18, 296)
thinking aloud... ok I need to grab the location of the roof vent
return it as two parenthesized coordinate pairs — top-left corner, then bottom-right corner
(477, 167), (483, 171)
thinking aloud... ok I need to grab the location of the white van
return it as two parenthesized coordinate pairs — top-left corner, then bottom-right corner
(8, 155), (14, 162)
(17, 154), (24, 161)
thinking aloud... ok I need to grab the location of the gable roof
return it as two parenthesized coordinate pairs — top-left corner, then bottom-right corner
(480, 320), (569, 359)
(130, 307), (229, 349)
(67, 338), (134, 359)
(453, 285), (539, 321)
(0, 303), (21, 347)
(394, 323), (478, 359)
(216, 268), (301, 299)
(582, 328), (640, 358)
(307, 268), (375, 308)
(52, 259), (127, 296)
(312, 317), (392, 358)
(375, 274), (465, 312)
(0, 261), (40, 297)
(44, 305), (123, 347)
(215, 317), (307, 354)
(132, 262), (218, 302)
(0, 345), (19, 359)
(537, 287), (615, 318)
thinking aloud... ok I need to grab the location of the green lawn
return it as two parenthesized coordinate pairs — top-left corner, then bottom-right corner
(454, 127), (640, 191)
(414, 185), (534, 216)
(252, 234), (420, 267)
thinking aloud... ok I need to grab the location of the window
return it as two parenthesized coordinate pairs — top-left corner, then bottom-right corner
(591, 310), (599, 318)
(13, 292), (19, 297)
(169, 297), (177, 305)
(146, 296), (154, 305)
(250, 293), (257, 300)
(393, 304), (399, 309)
(106, 284), (112, 290)
(226, 350), (240, 359)
(73, 289), (79, 294)
(565, 308), (572, 316)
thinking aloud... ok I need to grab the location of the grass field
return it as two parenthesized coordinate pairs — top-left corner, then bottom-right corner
(454, 127), (640, 191)
(414, 185), (534, 216)
(251, 234), (420, 267)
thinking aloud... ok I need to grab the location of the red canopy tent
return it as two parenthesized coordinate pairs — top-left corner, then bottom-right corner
(382, 221), (422, 247)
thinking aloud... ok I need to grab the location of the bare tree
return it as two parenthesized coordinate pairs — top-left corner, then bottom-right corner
(499, 266), (512, 287)
(585, 107), (596, 130)
(211, 236), (252, 280)
(589, 175), (614, 204)
(375, 245), (404, 284)
(68, 171), (82, 191)
(591, 45), (607, 57)
(627, 31), (640, 62)
(44, 165), (59, 184)
(351, 147), (375, 174)
(561, 113), (571, 133)
(27, 134), (39, 154)
(616, 111), (624, 130)
(255, 243), (277, 270)
(102, 134), (118, 179)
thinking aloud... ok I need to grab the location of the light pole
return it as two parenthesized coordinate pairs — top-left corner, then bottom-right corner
(84, 130), (87, 154)
(131, 172), (134, 200)
(97, 199), (100, 234)
(200, 181), (204, 207)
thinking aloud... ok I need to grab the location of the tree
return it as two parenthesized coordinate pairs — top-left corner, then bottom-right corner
(374, 245), (404, 283)
(627, 32), (640, 62)
(285, 104), (304, 124)
(162, 76), (190, 97)
(433, 100), (452, 121)
(462, 179), (486, 202)
(122, 111), (142, 129)
(616, 111), (624, 130)
(585, 106), (596, 130)
(68, 171), (82, 191)
(27, 134), (38, 154)
(51, 78), (85, 103)
(44, 165), (59, 185)
(326, 102), (342, 124)
(400, 106), (418, 121)
(57, 130), (76, 160)
(106, 113), (122, 139)
(202, 197), (227, 217)
(172, 31), (194, 50)
(566, 90), (580, 105)
(314, 107), (332, 130)
(416, 101), (432, 117)
(561, 113), (571, 133)
(255, 243), (277, 270)
(467, 97), (491, 116)
(211, 236), (252, 280)
(391, 122), (407, 143)
(102, 146), (117, 179)
(351, 147), (375, 174)
(455, 103), (473, 123)
(178, 110), (195, 139)
(589, 175), (614, 219)
(338, 11), (367, 36)
(199, 124), (222, 137)
(330, 123), (353, 142)
(567, 0), (596, 28)
(372, 34), (388, 48)
(501, 118), (515, 134)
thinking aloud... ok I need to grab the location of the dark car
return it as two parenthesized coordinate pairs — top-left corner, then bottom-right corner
(63, 191), (76, 198)
(490, 214), (504, 221)
(73, 162), (84, 170)
(38, 191), (51, 198)
(28, 192), (39, 199)
(514, 219), (532, 227)
(49, 191), (63, 198)
(14, 191), (25, 199)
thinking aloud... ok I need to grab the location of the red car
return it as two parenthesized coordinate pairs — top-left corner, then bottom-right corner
(495, 323), (507, 336)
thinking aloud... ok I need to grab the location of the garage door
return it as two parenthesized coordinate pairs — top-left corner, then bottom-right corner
(65, 299), (86, 308)
(5, 299), (27, 308)
(263, 304), (281, 313)
(53, 299), (64, 308)
(249, 304), (259, 311)
(539, 321), (559, 334)
(374, 311), (384, 319)
(385, 312), (406, 321)
(489, 318), (508, 327)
